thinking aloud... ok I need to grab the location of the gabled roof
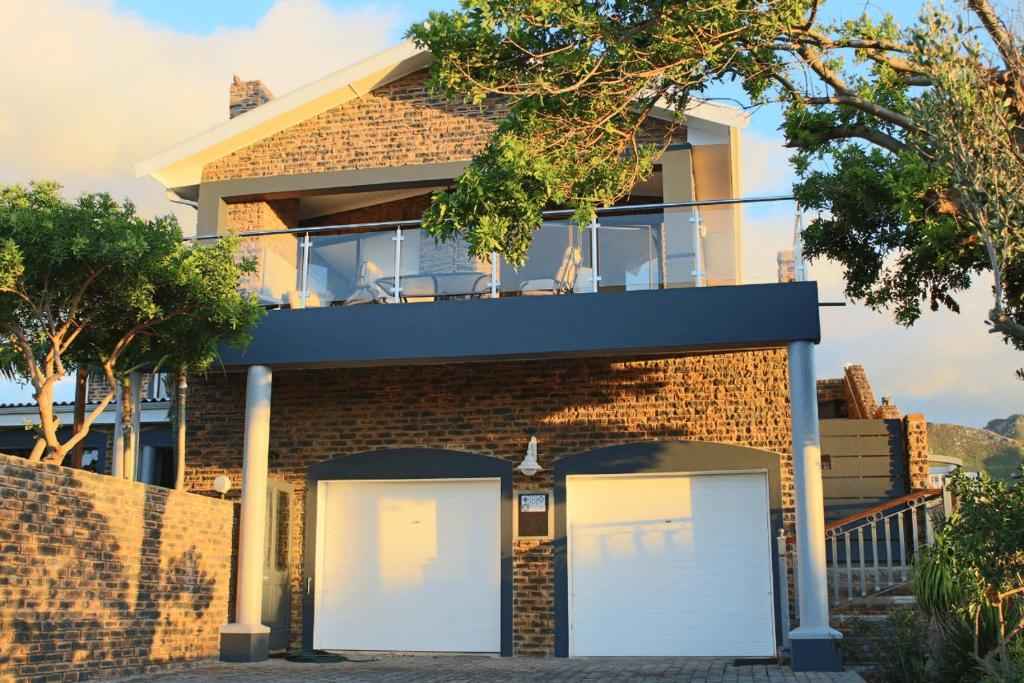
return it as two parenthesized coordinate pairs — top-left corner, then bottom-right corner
(136, 40), (748, 190)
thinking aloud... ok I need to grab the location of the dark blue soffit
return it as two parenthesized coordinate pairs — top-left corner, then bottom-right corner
(217, 281), (821, 369)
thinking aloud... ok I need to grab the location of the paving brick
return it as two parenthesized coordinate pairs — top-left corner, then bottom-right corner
(114, 655), (864, 683)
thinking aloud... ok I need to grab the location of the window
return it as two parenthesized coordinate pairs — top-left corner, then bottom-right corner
(146, 373), (171, 401)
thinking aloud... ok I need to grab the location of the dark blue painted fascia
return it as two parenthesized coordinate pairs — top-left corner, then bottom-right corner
(218, 281), (820, 369)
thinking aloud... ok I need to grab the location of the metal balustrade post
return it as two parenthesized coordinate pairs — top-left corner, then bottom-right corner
(857, 528), (866, 596)
(871, 519), (880, 592)
(392, 227), (404, 304)
(925, 501), (936, 547)
(489, 251), (500, 298)
(884, 519), (894, 585)
(845, 533), (853, 603)
(942, 484), (954, 518)
(690, 207), (705, 286)
(897, 512), (908, 582)
(911, 503), (921, 562)
(298, 233), (311, 308)
(793, 209), (809, 282)
(589, 219), (601, 293)
(829, 535), (839, 606)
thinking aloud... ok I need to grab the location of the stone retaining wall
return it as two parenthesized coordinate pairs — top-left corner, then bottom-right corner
(0, 452), (235, 682)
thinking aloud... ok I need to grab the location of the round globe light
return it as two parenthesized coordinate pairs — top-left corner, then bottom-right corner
(213, 475), (232, 495)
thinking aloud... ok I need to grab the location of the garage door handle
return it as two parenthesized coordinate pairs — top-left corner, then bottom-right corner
(307, 577), (312, 595)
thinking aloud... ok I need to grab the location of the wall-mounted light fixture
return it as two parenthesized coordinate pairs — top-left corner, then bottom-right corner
(213, 475), (232, 498)
(516, 436), (543, 477)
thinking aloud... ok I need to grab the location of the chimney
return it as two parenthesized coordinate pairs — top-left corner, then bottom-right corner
(776, 249), (796, 283)
(229, 75), (274, 118)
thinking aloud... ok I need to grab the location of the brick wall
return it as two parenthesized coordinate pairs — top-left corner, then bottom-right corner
(903, 413), (931, 491)
(0, 453), (234, 682)
(184, 348), (792, 655)
(202, 70), (510, 182)
(201, 69), (682, 183)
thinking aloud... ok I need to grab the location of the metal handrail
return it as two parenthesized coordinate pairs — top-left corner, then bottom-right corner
(778, 486), (952, 625)
(190, 194), (796, 241)
(825, 488), (943, 533)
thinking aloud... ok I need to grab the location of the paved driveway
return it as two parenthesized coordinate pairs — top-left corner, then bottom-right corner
(129, 655), (865, 682)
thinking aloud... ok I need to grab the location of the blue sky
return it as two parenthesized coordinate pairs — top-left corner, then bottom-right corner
(115, 0), (459, 35)
(0, 0), (1018, 425)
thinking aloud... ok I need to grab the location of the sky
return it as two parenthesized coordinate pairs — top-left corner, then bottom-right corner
(0, 0), (1019, 426)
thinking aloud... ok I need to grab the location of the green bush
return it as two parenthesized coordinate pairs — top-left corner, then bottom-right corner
(840, 608), (929, 682)
(913, 469), (1024, 682)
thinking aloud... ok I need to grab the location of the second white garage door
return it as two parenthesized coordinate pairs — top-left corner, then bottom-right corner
(314, 478), (501, 652)
(568, 471), (776, 657)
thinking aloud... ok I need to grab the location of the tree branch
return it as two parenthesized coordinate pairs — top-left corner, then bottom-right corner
(787, 125), (907, 154)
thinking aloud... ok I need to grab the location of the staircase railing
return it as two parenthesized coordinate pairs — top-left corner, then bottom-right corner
(822, 489), (945, 604)
(776, 488), (949, 649)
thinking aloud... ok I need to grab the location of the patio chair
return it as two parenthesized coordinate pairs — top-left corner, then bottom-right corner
(519, 245), (583, 295)
(342, 260), (389, 305)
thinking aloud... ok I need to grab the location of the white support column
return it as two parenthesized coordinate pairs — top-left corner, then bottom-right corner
(220, 364), (272, 662)
(787, 341), (843, 671)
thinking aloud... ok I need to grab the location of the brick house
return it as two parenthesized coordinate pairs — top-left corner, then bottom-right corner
(135, 41), (841, 670)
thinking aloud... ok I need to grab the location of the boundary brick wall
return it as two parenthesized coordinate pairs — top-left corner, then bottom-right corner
(903, 413), (931, 491)
(0, 453), (235, 682)
(183, 348), (793, 655)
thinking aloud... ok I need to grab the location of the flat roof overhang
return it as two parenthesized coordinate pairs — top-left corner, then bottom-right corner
(215, 282), (821, 369)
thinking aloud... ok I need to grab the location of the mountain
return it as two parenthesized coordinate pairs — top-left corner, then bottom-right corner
(986, 414), (1024, 441)
(928, 419), (1024, 479)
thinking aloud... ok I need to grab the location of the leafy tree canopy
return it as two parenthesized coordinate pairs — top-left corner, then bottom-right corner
(410, 0), (1024, 352)
(0, 181), (263, 464)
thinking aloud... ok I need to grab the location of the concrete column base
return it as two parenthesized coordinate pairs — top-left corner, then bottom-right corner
(790, 631), (844, 672)
(219, 623), (270, 662)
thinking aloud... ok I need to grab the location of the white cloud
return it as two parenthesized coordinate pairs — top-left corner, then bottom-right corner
(0, 0), (398, 232)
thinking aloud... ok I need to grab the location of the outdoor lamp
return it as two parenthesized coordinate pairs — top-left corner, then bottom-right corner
(213, 475), (232, 497)
(516, 436), (543, 477)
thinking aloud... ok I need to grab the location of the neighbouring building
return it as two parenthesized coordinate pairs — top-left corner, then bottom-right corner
(0, 372), (175, 486)
(815, 364), (932, 523)
(134, 41), (841, 670)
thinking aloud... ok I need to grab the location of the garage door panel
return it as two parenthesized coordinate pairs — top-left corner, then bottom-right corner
(315, 479), (500, 653)
(568, 472), (775, 657)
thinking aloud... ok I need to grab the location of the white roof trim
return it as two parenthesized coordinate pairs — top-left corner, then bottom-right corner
(137, 40), (748, 188)
(0, 402), (169, 427)
(651, 100), (750, 131)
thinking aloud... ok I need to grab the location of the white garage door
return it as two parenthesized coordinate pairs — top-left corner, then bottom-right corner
(568, 471), (775, 657)
(314, 478), (501, 652)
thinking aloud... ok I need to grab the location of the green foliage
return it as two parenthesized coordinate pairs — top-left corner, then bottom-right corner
(408, 0), (813, 261)
(839, 608), (930, 682)
(914, 469), (1024, 681)
(0, 181), (263, 463)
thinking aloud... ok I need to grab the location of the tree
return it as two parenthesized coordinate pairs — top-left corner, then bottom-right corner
(410, 0), (1024, 352)
(0, 182), (263, 465)
(779, 1), (1024, 355)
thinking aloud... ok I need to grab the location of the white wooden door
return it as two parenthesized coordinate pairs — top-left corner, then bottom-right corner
(314, 479), (501, 652)
(568, 472), (775, 656)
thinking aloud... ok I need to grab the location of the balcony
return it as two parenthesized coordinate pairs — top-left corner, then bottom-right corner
(199, 197), (821, 368)
(200, 196), (808, 308)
